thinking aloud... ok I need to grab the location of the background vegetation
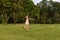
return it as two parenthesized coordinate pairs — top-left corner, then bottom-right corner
(0, 0), (60, 24)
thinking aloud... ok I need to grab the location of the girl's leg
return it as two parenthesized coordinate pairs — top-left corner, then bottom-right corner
(24, 24), (29, 30)
(24, 24), (26, 29)
(26, 25), (29, 30)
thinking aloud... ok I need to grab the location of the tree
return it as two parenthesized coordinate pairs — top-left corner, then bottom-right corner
(52, 2), (60, 23)
(0, 0), (40, 24)
(37, 0), (60, 24)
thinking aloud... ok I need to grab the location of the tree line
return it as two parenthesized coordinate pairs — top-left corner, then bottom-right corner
(0, 0), (40, 24)
(38, 0), (60, 24)
(0, 0), (60, 24)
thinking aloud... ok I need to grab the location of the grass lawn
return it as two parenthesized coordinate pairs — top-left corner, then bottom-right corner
(0, 24), (60, 40)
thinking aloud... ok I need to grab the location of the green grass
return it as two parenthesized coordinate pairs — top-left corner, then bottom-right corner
(0, 24), (60, 40)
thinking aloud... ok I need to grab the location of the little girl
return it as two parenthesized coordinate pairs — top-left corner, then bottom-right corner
(24, 15), (29, 30)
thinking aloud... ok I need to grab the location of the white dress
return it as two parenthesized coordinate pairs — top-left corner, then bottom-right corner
(25, 19), (29, 25)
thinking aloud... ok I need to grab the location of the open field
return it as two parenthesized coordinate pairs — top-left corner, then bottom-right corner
(0, 24), (60, 40)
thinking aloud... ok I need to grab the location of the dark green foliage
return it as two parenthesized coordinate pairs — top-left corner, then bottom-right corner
(38, 0), (60, 24)
(0, 0), (40, 24)
(0, 0), (60, 24)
